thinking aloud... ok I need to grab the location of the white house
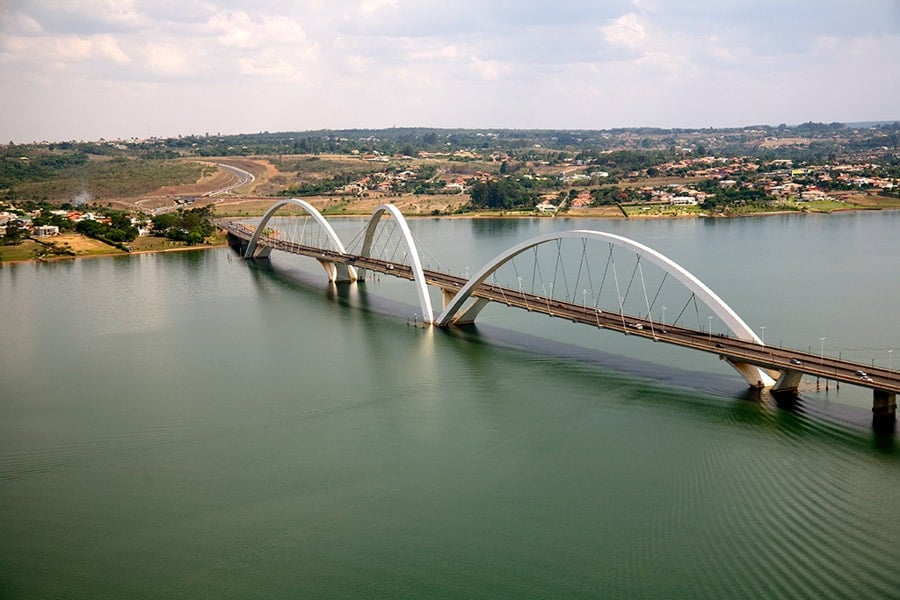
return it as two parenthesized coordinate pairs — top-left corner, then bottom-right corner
(33, 225), (60, 237)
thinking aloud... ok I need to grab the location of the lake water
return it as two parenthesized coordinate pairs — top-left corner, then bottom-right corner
(2, 211), (899, 598)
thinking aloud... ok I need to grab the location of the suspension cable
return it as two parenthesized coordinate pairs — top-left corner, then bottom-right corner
(551, 238), (570, 302)
(621, 255), (640, 309)
(638, 260), (655, 337)
(596, 243), (614, 311)
(572, 238), (587, 305)
(409, 228), (446, 273)
(673, 292), (695, 327)
(647, 271), (668, 315)
(611, 247), (626, 330)
(510, 255), (530, 310)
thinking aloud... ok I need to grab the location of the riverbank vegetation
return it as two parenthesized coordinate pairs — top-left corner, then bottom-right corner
(2, 122), (898, 260)
(0, 199), (222, 263)
(151, 206), (216, 244)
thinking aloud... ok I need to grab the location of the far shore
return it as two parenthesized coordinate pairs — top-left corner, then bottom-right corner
(3, 204), (896, 266)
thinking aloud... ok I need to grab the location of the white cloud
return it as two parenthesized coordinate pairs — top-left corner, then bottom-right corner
(601, 13), (647, 49)
(23, 0), (146, 33)
(1, 0), (898, 142)
(469, 56), (508, 81)
(145, 42), (192, 76)
(1, 11), (44, 35)
(238, 57), (305, 82)
(705, 35), (738, 64)
(206, 11), (308, 49)
(360, 0), (398, 13)
(404, 43), (459, 62)
(84, 0), (144, 28)
(92, 34), (132, 64)
(0, 32), (131, 67)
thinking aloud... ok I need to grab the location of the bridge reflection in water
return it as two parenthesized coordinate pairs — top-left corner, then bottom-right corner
(219, 199), (898, 430)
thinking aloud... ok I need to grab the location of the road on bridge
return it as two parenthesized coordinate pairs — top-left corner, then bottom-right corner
(220, 220), (900, 399)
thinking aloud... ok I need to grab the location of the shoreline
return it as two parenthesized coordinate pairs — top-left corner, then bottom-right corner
(214, 201), (896, 221)
(0, 240), (228, 266)
(3, 205), (895, 266)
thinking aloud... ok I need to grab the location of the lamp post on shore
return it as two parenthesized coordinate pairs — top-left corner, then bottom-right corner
(820, 337), (826, 365)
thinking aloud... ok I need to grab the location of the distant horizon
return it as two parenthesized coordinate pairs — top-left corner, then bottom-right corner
(8, 119), (900, 146)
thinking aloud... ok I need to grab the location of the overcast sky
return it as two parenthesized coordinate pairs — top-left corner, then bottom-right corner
(2, 0), (898, 143)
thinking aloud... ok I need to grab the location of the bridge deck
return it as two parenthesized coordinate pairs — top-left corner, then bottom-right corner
(221, 221), (900, 395)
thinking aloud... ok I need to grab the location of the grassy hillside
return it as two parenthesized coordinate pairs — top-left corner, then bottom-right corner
(2, 155), (208, 203)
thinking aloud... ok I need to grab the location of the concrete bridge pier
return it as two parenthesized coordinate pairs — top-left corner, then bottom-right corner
(440, 288), (455, 311)
(771, 369), (804, 394)
(438, 287), (486, 325)
(873, 390), (896, 432)
(316, 259), (357, 283)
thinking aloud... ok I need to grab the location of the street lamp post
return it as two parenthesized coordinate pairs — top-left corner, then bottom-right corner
(583, 289), (587, 309)
(541, 284), (551, 313)
(661, 306), (666, 326)
(889, 348), (894, 371)
(820, 337), (826, 365)
(760, 325), (766, 345)
(518, 277), (529, 311)
(708, 315), (713, 341)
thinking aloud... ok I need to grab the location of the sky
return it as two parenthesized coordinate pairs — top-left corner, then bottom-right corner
(1, 0), (899, 143)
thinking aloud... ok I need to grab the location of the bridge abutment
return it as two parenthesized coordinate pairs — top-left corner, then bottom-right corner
(226, 232), (250, 255)
(873, 390), (896, 432)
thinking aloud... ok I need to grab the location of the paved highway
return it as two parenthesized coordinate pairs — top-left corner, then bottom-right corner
(207, 163), (255, 197)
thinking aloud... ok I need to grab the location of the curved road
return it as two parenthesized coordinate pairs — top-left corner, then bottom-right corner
(144, 163), (256, 215)
(207, 163), (255, 197)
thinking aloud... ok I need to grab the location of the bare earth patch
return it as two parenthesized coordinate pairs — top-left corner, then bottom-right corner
(53, 232), (121, 255)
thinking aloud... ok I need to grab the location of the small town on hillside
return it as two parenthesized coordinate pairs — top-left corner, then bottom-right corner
(2, 122), (899, 260)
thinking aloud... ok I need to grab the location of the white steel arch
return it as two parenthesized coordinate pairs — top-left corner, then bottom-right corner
(436, 229), (775, 387)
(244, 198), (357, 282)
(359, 204), (434, 323)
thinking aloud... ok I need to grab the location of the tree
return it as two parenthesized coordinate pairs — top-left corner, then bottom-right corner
(2, 221), (24, 245)
(469, 179), (534, 210)
(151, 206), (214, 243)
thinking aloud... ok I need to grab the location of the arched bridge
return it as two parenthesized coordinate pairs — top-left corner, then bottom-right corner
(219, 199), (898, 428)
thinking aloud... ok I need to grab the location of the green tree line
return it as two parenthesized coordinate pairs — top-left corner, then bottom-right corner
(151, 206), (215, 244)
(468, 179), (536, 210)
